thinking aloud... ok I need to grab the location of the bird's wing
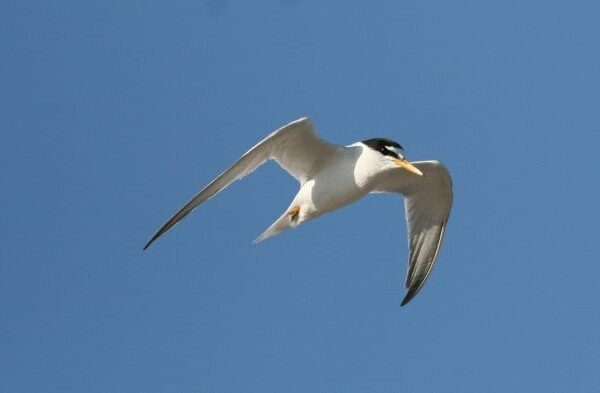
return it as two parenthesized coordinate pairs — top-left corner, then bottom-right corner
(372, 161), (453, 306)
(144, 117), (339, 249)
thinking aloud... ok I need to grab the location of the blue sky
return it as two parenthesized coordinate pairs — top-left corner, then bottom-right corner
(2, 1), (599, 392)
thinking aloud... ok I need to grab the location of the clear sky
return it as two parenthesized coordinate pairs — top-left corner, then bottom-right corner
(2, 1), (600, 392)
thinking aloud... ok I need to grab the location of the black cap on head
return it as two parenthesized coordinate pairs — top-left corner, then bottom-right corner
(362, 138), (403, 158)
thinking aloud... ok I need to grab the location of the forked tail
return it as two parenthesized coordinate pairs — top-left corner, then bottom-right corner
(253, 208), (300, 244)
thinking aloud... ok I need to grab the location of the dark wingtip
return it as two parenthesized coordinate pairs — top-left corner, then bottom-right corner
(400, 289), (417, 307)
(143, 233), (160, 250)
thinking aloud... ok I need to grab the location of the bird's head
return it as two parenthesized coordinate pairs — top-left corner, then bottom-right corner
(361, 138), (424, 176)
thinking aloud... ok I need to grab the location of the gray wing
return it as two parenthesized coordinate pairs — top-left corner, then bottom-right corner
(144, 117), (339, 249)
(373, 161), (453, 306)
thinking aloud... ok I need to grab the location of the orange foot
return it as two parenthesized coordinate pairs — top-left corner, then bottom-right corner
(287, 206), (300, 221)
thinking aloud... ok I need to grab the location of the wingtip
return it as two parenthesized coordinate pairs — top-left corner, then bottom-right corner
(143, 234), (159, 251)
(400, 289), (417, 307)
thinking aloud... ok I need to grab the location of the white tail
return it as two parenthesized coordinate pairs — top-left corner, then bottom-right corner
(253, 211), (298, 244)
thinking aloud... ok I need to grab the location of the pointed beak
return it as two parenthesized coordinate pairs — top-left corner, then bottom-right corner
(394, 159), (424, 176)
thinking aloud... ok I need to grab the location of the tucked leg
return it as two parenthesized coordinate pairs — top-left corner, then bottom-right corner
(287, 205), (300, 221)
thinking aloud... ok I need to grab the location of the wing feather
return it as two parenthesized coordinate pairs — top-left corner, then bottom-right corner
(143, 117), (338, 249)
(373, 161), (453, 306)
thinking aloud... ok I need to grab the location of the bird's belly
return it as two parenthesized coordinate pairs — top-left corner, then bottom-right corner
(302, 167), (368, 218)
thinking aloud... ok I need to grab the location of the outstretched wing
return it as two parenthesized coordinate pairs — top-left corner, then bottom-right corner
(373, 161), (453, 306)
(144, 117), (339, 249)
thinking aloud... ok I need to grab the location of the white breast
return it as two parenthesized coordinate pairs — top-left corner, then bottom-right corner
(295, 145), (373, 218)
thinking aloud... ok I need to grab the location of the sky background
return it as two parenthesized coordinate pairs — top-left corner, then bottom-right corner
(2, 1), (600, 392)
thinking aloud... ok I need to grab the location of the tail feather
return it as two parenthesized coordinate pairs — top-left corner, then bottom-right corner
(253, 212), (296, 244)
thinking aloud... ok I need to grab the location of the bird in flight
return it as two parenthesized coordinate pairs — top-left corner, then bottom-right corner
(144, 117), (453, 306)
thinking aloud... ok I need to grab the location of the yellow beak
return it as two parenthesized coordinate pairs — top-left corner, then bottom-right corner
(394, 159), (424, 176)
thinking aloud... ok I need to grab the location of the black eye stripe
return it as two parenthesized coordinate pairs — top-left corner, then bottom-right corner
(380, 148), (399, 158)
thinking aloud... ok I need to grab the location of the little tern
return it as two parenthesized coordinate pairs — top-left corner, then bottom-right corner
(144, 117), (453, 306)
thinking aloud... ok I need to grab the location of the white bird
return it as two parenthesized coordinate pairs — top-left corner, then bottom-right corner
(144, 117), (453, 306)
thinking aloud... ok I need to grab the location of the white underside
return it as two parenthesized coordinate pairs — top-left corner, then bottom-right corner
(254, 145), (370, 243)
(146, 117), (453, 306)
